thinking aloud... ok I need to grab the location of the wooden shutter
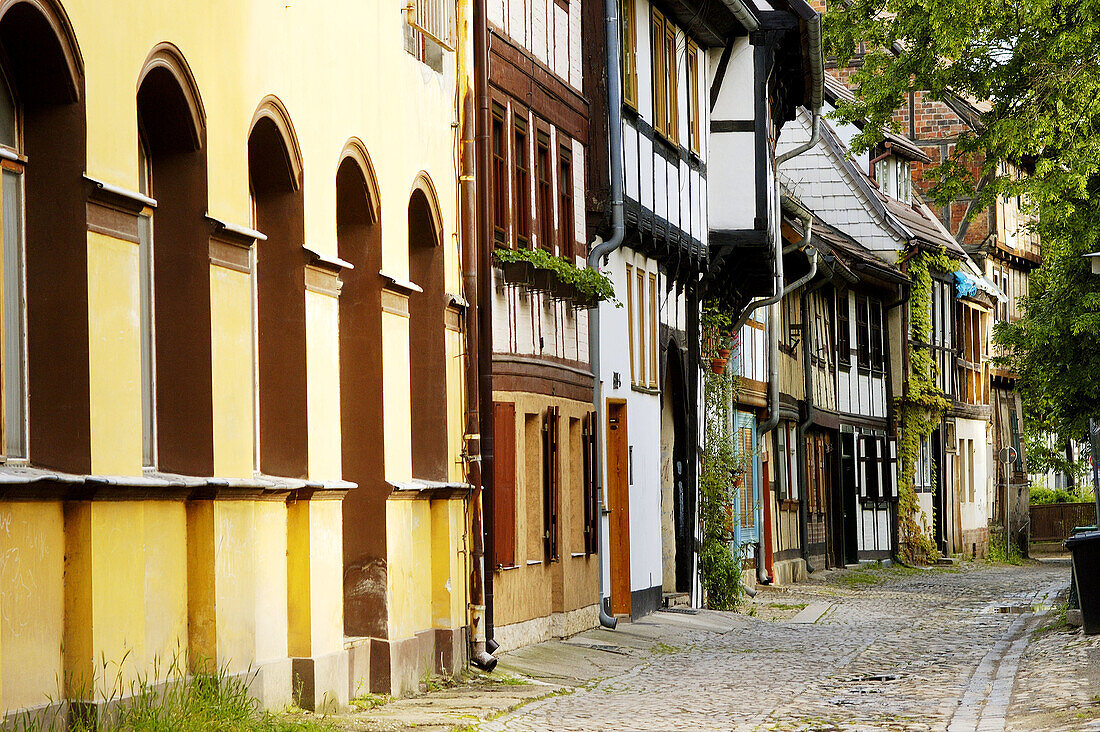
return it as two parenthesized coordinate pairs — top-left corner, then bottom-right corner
(493, 401), (516, 567)
(582, 411), (599, 555)
(542, 407), (560, 561)
(856, 433), (866, 499)
(651, 8), (666, 137)
(882, 436), (898, 500)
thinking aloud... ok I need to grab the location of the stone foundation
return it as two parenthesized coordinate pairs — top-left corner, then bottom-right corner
(493, 604), (599, 655)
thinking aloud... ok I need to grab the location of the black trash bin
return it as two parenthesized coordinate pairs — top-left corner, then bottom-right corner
(1068, 526), (1098, 610)
(1066, 529), (1100, 634)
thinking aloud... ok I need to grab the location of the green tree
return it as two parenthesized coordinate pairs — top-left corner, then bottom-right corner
(823, 0), (1100, 455)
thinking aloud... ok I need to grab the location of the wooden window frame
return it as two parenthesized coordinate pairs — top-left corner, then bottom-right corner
(648, 273), (658, 388)
(836, 289), (851, 367)
(626, 263), (635, 384)
(512, 112), (531, 249)
(855, 294), (870, 370)
(651, 8), (666, 137)
(621, 0), (638, 108)
(0, 154), (26, 461)
(664, 19), (678, 145)
(535, 127), (553, 253)
(491, 103), (508, 248)
(558, 140), (574, 260)
(869, 298), (884, 373)
(686, 40), (700, 153)
(637, 268), (646, 386)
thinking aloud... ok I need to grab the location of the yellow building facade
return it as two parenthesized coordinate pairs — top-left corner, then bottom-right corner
(0, 0), (471, 718)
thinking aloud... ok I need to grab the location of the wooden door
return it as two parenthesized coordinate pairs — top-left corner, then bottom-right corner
(606, 400), (631, 616)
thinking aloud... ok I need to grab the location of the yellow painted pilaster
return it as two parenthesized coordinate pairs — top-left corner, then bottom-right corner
(287, 495), (344, 658)
(385, 499), (432, 640)
(429, 498), (468, 630)
(210, 264), (254, 478)
(382, 307), (412, 483)
(306, 288), (341, 481)
(87, 232), (142, 476)
(0, 502), (64, 711)
(64, 501), (187, 697)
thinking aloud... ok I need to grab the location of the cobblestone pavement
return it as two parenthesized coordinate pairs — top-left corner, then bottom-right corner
(476, 559), (1082, 732)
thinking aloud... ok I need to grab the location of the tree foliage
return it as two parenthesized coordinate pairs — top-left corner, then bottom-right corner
(823, 0), (1100, 449)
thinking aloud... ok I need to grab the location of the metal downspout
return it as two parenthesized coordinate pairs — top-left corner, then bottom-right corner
(585, 0), (625, 631)
(473, 0), (500, 664)
(796, 252), (822, 575)
(458, 0), (494, 671)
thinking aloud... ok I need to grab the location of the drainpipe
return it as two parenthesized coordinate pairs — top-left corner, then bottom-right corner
(472, 0), (499, 667)
(584, 0), (626, 631)
(796, 258), (822, 575)
(457, 0), (489, 670)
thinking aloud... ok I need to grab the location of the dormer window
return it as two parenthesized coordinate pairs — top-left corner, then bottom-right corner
(874, 154), (912, 203)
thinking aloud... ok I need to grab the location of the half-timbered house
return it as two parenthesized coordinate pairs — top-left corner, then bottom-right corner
(485, 0), (602, 653)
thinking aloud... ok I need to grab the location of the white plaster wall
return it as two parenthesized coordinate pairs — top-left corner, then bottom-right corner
(597, 247), (664, 596)
(957, 417), (991, 535)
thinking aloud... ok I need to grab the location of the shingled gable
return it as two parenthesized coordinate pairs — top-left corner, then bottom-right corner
(777, 105), (968, 261)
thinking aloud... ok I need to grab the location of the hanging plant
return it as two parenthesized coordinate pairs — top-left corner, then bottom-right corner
(493, 248), (616, 306)
(894, 247), (959, 564)
(701, 300), (736, 360)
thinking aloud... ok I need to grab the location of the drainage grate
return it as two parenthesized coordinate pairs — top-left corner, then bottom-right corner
(659, 607), (699, 615)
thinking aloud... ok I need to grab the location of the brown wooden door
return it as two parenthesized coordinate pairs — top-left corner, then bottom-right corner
(606, 400), (631, 616)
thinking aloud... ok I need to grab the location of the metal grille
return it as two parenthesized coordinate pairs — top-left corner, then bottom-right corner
(406, 0), (452, 51)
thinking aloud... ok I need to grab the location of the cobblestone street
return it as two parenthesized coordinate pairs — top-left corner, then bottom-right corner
(476, 559), (1092, 732)
(337, 557), (1100, 732)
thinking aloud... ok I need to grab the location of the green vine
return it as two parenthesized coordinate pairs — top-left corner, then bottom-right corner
(493, 247), (616, 304)
(894, 248), (958, 564)
(699, 367), (745, 609)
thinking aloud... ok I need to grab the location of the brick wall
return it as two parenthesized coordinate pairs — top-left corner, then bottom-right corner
(961, 526), (990, 559)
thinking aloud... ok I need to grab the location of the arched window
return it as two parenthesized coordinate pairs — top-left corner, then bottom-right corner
(336, 144), (387, 637)
(136, 45), (212, 475)
(0, 67), (24, 460)
(408, 181), (447, 481)
(0, 0), (88, 471)
(248, 99), (307, 478)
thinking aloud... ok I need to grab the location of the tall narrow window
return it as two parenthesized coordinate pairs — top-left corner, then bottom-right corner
(137, 139), (154, 467)
(0, 80), (25, 459)
(513, 117), (530, 248)
(626, 263), (635, 384)
(491, 104), (508, 247)
(664, 20), (678, 144)
(855, 294), (869, 369)
(686, 41), (700, 153)
(648, 273), (657, 388)
(621, 0), (638, 108)
(870, 299), (883, 372)
(558, 143), (574, 259)
(536, 130), (553, 252)
(637, 268), (646, 385)
(651, 8), (666, 137)
(836, 289), (850, 366)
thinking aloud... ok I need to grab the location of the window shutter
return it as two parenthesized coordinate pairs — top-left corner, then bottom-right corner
(883, 436), (898, 500)
(549, 406), (560, 561)
(856, 433), (867, 500)
(493, 402), (517, 568)
(582, 412), (597, 554)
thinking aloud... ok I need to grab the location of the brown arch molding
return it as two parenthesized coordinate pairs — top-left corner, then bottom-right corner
(0, 0), (90, 472)
(339, 137), (381, 224)
(250, 95), (304, 192)
(0, 0), (82, 101)
(137, 42), (205, 150)
(408, 176), (448, 482)
(336, 148), (387, 638)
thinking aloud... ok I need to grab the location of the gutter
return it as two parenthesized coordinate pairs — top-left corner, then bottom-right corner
(584, 0), (626, 631)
